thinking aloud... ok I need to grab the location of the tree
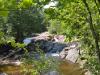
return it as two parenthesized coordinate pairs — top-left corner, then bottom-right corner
(82, 0), (100, 62)
(0, 0), (50, 42)
(8, 8), (47, 42)
(45, 0), (100, 74)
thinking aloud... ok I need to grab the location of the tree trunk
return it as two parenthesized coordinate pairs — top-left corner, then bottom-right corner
(82, 0), (100, 62)
(94, 0), (100, 14)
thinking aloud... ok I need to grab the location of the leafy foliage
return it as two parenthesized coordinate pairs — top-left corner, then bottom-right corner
(21, 44), (59, 75)
(45, 0), (100, 74)
(8, 8), (47, 42)
(0, 0), (100, 75)
(0, 0), (49, 42)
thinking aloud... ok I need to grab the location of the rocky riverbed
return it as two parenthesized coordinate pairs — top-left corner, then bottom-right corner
(0, 32), (91, 75)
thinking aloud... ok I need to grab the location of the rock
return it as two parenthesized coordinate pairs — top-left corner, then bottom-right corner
(85, 70), (92, 75)
(59, 47), (69, 59)
(65, 47), (79, 63)
(45, 41), (80, 63)
(54, 35), (65, 42)
(59, 42), (80, 63)
(0, 32), (79, 63)
(32, 32), (53, 41)
(24, 32), (80, 63)
(38, 40), (54, 52)
(0, 60), (22, 66)
(23, 38), (33, 45)
(23, 32), (65, 45)
(23, 32), (69, 54)
(0, 73), (8, 75)
(28, 39), (67, 53)
(50, 42), (67, 53)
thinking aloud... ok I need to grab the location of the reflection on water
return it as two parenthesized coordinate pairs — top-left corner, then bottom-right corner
(0, 65), (22, 75)
(59, 60), (86, 75)
(0, 60), (85, 75)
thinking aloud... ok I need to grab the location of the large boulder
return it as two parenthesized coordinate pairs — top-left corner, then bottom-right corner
(60, 42), (80, 63)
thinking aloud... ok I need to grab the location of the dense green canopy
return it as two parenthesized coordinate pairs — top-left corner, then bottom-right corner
(0, 0), (100, 74)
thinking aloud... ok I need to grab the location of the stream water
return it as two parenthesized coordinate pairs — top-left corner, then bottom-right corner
(0, 65), (22, 75)
(0, 60), (86, 75)
(0, 37), (86, 75)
